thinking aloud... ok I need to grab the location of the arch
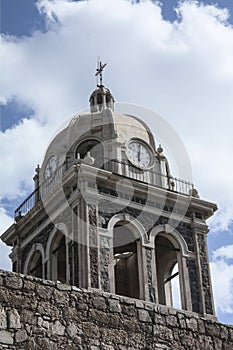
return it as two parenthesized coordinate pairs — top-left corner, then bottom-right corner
(155, 234), (182, 307)
(24, 243), (44, 278)
(108, 213), (148, 245)
(45, 223), (68, 283)
(150, 225), (190, 309)
(108, 215), (146, 299)
(45, 223), (68, 260)
(149, 224), (189, 256)
(75, 138), (104, 168)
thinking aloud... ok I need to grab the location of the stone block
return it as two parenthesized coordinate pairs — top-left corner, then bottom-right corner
(5, 275), (23, 290)
(165, 315), (177, 327)
(36, 284), (53, 299)
(0, 288), (9, 303)
(198, 318), (206, 334)
(0, 330), (14, 344)
(57, 283), (72, 291)
(53, 289), (70, 306)
(21, 310), (37, 325)
(8, 309), (21, 329)
(177, 313), (186, 329)
(206, 321), (220, 338)
(135, 300), (144, 309)
(186, 317), (198, 332)
(154, 313), (165, 325)
(108, 299), (121, 313)
(67, 323), (78, 338)
(15, 329), (27, 343)
(124, 318), (140, 333)
(220, 325), (230, 340)
(51, 320), (65, 336)
(138, 309), (152, 323)
(83, 322), (100, 338)
(0, 309), (7, 329)
(121, 304), (136, 317)
(92, 296), (107, 310)
(23, 279), (36, 291)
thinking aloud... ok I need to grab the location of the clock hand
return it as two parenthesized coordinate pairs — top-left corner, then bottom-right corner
(138, 145), (142, 162)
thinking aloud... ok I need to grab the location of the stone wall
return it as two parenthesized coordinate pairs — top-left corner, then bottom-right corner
(0, 270), (232, 350)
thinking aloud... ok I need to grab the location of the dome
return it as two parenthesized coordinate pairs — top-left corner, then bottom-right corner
(40, 84), (169, 191)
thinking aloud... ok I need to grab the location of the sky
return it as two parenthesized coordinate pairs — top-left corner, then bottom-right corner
(0, 0), (233, 324)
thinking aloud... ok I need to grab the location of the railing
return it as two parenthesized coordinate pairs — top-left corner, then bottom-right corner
(14, 158), (194, 218)
(15, 162), (67, 219)
(102, 158), (193, 196)
(15, 187), (40, 219)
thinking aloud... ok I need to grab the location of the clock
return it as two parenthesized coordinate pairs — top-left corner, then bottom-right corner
(44, 155), (58, 180)
(126, 140), (153, 169)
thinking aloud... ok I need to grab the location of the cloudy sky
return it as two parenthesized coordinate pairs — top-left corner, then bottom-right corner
(1, 0), (233, 324)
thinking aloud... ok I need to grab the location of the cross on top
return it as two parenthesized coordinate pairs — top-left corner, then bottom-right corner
(95, 59), (107, 86)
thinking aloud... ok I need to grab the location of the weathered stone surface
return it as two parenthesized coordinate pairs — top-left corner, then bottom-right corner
(51, 320), (65, 336)
(8, 309), (21, 329)
(138, 309), (152, 323)
(108, 299), (121, 313)
(0, 270), (232, 349)
(0, 309), (7, 329)
(92, 296), (106, 310)
(186, 317), (198, 332)
(0, 330), (14, 344)
(67, 323), (78, 338)
(15, 329), (27, 343)
(5, 275), (23, 289)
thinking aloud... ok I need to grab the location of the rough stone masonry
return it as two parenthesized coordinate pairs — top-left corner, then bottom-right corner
(0, 270), (232, 350)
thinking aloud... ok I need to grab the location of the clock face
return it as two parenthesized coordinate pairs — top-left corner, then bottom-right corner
(126, 140), (153, 169)
(44, 155), (58, 180)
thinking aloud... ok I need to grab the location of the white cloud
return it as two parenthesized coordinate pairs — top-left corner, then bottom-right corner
(1, 0), (233, 231)
(0, 117), (52, 199)
(210, 244), (233, 314)
(0, 207), (13, 271)
(213, 244), (233, 261)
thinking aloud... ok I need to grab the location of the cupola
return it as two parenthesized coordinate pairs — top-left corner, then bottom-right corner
(89, 60), (115, 112)
(89, 84), (115, 112)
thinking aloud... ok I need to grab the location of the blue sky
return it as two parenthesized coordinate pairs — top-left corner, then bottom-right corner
(1, 0), (233, 324)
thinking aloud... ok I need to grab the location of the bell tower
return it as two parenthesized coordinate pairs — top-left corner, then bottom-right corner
(1, 66), (217, 318)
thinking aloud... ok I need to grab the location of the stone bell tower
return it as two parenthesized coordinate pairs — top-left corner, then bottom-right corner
(1, 64), (217, 319)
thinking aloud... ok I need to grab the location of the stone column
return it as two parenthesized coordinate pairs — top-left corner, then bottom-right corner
(99, 233), (112, 293)
(143, 244), (158, 303)
(193, 222), (216, 316)
(88, 204), (100, 289)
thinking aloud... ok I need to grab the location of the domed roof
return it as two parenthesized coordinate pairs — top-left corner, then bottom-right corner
(41, 85), (156, 170)
(66, 108), (156, 151)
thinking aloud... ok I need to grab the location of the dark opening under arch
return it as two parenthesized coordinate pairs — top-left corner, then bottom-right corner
(113, 222), (140, 299)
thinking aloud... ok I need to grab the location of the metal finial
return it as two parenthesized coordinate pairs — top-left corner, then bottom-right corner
(95, 58), (107, 86)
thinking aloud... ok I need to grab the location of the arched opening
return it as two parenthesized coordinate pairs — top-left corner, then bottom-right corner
(75, 139), (104, 168)
(155, 235), (182, 308)
(28, 250), (43, 278)
(113, 221), (140, 299)
(51, 232), (67, 283)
